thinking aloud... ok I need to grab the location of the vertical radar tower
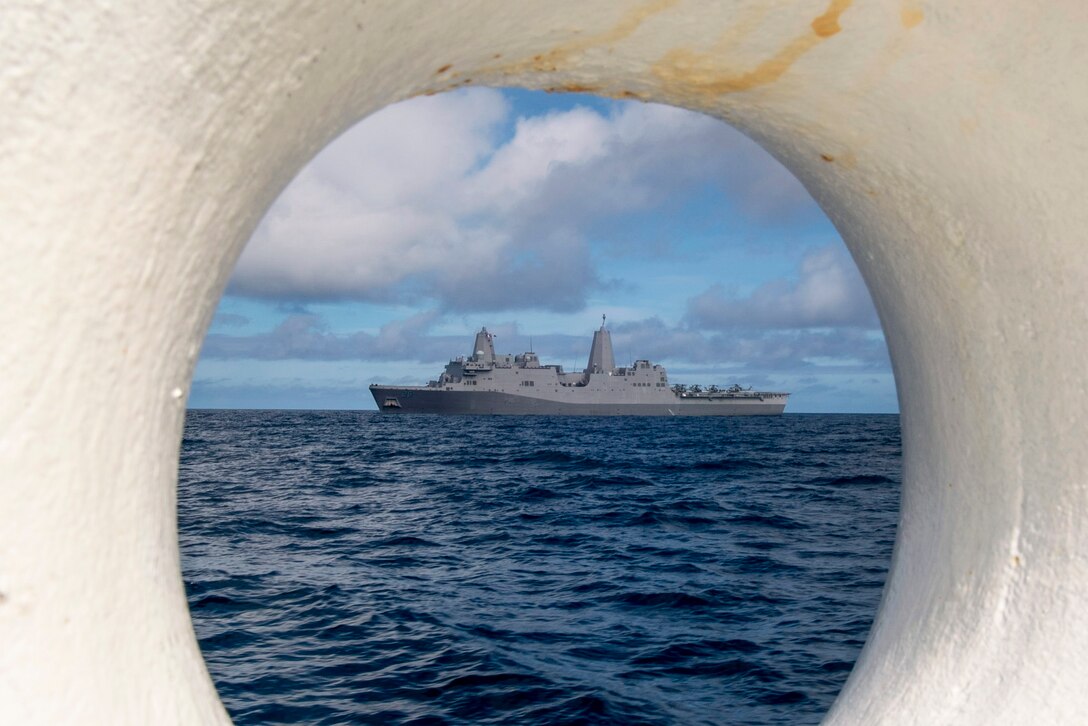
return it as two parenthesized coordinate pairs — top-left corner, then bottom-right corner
(471, 327), (496, 363)
(585, 314), (616, 374)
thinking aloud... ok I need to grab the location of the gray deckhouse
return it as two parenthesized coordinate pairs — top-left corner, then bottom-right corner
(370, 318), (788, 415)
(433, 318), (670, 394)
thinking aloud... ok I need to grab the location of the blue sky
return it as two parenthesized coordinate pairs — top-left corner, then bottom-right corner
(191, 88), (897, 413)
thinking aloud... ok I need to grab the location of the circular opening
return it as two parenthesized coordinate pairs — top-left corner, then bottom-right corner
(180, 89), (900, 724)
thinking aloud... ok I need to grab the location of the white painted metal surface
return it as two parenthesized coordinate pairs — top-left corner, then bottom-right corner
(2, 1), (1086, 723)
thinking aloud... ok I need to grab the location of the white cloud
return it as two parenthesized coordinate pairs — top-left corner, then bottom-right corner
(232, 89), (511, 303)
(463, 106), (614, 209)
(203, 309), (453, 362)
(202, 307), (890, 378)
(685, 246), (879, 330)
(229, 90), (823, 310)
(607, 316), (889, 372)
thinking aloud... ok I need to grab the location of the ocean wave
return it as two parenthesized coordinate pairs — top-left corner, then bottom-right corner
(180, 411), (901, 725)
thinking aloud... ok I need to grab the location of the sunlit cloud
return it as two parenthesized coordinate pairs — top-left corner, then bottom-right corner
(685, 246), (879, 330)
(196, 89), (894, 412)
(230, 90), (822, 310)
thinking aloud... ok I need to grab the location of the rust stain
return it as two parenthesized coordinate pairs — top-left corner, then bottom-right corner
(597, 88), (650, 100)
(542, 83), (646, 100)
(435, 64), (452, 75)
(545, 85), (647, 100)
(478, 0), (681, 78)
(651, 0), (854, 96)
(812, 0), (850, 37)
(900, 2), (924, 29)
(591, 0), (682, 46)
(818, 150), (858, 169)
(555, 83), (600, 94)
(847, 1), (924, 98)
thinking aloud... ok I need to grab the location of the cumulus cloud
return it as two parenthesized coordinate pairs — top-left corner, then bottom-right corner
(203, 310), (453, 362)
(231, 89), (511, 305)
(203, 310), (589, 365)
(610, 316), (889, 372)
(685, 246), (879, 330)
(203, 308), (889, 377)
(230, 90), (821, 310)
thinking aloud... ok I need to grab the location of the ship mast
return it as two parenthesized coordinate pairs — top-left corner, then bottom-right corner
(471, 327), (496, 363)
(586, 314), (615, 374)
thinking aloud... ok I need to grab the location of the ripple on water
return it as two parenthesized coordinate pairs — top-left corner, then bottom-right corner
(180, 411), (901, 725)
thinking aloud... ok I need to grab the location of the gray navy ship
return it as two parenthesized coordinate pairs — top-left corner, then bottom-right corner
(369, 318), (789, 416)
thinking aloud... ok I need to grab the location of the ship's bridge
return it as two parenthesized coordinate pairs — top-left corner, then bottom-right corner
(612, 358), (670, 387)
(515, 352), (541, 368)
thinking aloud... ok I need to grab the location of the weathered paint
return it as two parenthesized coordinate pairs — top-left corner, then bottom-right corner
(2, 1), (1087, 724)
(652, 0), (855, 97)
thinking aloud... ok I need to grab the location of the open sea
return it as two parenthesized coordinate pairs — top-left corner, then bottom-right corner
(179, 411), (900, 725)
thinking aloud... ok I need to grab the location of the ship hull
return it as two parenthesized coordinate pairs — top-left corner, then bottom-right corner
(370, 386), (786, 416)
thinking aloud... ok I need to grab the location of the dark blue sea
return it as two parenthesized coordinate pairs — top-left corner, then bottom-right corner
(179, 411), (900, 725)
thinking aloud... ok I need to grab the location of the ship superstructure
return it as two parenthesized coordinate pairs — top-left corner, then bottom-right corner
(369, 319), (788, 416)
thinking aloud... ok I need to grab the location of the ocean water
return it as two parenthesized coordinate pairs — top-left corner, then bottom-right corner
(179, 411), (900, 725)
